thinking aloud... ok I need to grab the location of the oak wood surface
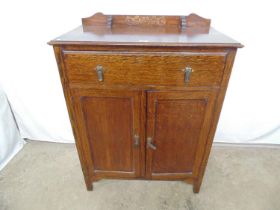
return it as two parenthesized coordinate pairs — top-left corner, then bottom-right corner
(49, 13), (242, 48)
(71, 88), (143, 178)
(50, 13), (242, 193)
(145, 90), (217, 180)
(63, 51), (226, 87)
(49, 27), (243, 48)
(81, 13), (211, 35)
(82, 13), (181, 28)
(192, 49), (237, 193)
(53, 47), (94, 190)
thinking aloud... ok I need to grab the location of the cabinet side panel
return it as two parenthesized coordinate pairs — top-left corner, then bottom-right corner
(53, 46), (94, 190)
(193, 49), (237, 193)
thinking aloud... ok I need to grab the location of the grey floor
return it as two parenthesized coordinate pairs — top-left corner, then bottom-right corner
(0, 141), (280, 210)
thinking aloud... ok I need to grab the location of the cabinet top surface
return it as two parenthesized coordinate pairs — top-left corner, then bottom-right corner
(49, 26), (242, 48)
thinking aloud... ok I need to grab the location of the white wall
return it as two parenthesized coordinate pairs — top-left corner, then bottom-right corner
(0, 0), (279, 143)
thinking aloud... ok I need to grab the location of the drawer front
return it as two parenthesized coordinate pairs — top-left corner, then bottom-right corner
(63, 51), (227, 87)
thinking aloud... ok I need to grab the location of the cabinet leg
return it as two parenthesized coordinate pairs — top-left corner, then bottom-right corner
(86, 181), (93, 191)
(193, 180), (201, 193)
(84, 176), (93, 191)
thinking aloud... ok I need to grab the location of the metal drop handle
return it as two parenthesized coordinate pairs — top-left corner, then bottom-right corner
(147, 137), (156, 150)
(184, 66), (192, 84)
(96, 65), (104, 82)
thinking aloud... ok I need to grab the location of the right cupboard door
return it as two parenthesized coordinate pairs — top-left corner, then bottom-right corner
(146, 91), (217, 180)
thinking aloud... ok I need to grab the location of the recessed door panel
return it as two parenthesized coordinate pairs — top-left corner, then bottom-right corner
(71, 89), (143, 178)
(146, 91), (217, 179)
(82, 97), (133, 172)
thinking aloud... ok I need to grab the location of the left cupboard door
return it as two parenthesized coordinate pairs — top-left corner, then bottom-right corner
(70, 89), (144, 179)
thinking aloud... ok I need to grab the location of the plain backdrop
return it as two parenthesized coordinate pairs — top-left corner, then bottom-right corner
(0, 0), (279, 144)
(0, 87), (24, 170)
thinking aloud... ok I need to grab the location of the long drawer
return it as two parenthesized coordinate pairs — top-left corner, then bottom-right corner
(63, 51), (227, 87)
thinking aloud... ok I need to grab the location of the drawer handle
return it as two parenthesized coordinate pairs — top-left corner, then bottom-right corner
(147, 137), (157, 150)
(96, 65), (104, 82)
(184, 66), (193, 84)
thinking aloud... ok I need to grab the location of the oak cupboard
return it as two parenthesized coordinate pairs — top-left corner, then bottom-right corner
(49, 13), (243, 193)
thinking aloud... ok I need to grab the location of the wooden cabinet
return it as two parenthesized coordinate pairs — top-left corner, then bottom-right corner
(49, 13), (242, 193)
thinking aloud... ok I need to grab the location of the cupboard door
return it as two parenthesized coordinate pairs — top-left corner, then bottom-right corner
(146, 91), (217, 179)
(71, 89), (144, 178)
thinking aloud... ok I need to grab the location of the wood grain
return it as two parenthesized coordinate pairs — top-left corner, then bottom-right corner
(50, 14), (242, 193)
(192, 49), (238, 193)
(71, 88), (143, 179)
(53, 47), (95, 190)
(63, 51), (226, 87)
(145, 90), (217, 180)
(82, 97), (133, 172)
(49, 12), (243, 48)
(81, 13), (208, 30)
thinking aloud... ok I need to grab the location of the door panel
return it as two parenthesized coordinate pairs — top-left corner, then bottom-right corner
(71, 89), (143, 178)
(146, 91), (217, 179)
(82, 97), (133, 172)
